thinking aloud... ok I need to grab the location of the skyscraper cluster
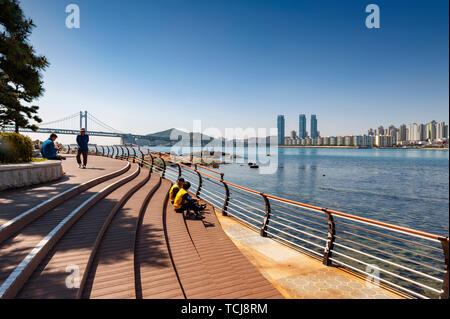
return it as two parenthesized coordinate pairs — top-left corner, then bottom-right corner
(277, 114), (319, 145)
(277, 115), (448, 148)
(367, 121), (448, 145)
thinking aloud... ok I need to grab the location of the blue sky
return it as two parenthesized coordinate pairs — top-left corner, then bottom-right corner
(19, 0), (449, 140)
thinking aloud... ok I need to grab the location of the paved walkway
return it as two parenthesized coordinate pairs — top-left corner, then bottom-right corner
(215, 211), (405, 299)
(0, 155), (283, 299)
(0, 155), (127, 226)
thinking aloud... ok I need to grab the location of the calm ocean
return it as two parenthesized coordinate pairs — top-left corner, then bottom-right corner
(152, 146), (449, 236)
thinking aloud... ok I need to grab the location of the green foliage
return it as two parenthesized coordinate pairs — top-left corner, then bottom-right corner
(0, 132), (32, 163)
(0, 0), (49, 132)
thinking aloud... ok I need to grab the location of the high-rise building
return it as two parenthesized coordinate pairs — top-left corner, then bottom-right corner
(388, 125), (398, 144)
(426, 121), (437, 141)
(311, 114), (318, 139)
(399, 124), (407, 142)
(299, 114), (307, 139)
(436, 122), (446, 140)
(419, 124), (426, 141)
(277, 115), (285, 145)
(377, 126), (384, 136)
(375, 135), (394, 147)
(408, 123), (420, 142)
(290, 130), (297, 140)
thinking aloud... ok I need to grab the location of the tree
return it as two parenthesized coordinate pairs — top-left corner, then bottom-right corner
(0, 0), (49, 133)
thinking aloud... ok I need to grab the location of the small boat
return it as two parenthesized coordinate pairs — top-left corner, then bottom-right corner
(250, 164), (259, 169)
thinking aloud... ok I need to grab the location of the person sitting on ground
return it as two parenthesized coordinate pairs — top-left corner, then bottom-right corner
(76, 128), (89, 169)
(41, 133), (66, 160)
(173, 182), (206, 220)
(169, 177), (185, 204)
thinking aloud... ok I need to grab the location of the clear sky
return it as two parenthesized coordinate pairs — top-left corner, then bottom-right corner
(19, 0), (449, 142)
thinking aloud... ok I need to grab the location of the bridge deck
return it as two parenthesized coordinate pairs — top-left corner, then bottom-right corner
(0, 155), (403, 299)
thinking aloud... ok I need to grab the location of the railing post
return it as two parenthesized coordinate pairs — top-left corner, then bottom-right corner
(160, 154), (166, 178)
(322, 208), (336, 266)
(100, 146), (104, 156)
(440, 238), (449, 299)
(177, 163), (182, 180)
(132, 147), (136, 163)
(112, 146), (117, 159)
(67, 145), (71, 154)
(194, 164), (202, 197)
(221, 174), (229, 216)
(140, 149), (144, 167)
(260, 193), (271, 237)
(125, 146), (130, 161)
(94, 145), (98, 156)
(149, 153), (154, 172)
(119, 146), (124, 160)
(106, 146), (110, 157)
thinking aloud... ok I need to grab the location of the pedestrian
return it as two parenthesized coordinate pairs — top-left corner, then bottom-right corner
(76, 128), (89, 168)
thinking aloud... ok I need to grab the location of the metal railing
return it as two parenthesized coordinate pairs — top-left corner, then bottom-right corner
(73, 144), (449, 299)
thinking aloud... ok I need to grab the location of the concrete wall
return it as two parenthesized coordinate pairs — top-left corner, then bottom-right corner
(0, 161), (63, 191)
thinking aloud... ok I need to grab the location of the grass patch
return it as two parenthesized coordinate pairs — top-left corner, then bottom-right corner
(31, 157), (47, 162)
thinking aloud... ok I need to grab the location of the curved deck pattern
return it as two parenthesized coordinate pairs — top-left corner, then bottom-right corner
(0, 155), (283, 299)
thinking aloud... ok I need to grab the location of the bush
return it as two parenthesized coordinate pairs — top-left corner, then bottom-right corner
(0, 133), (33, 164)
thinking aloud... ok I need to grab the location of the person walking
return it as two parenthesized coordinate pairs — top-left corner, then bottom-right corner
(76, 128), (89, 168)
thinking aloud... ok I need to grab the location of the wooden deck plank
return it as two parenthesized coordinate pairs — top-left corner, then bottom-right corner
(0, 163), (138, 294)
(82, 170), (158, 299)
(135, 178), (184, 299)
(16, 164), (146, 299)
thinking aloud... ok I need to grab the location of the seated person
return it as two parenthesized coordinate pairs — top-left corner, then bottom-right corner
(173, 182), (206, 220)
(169, 178), (185, 204)
(41, 134), (66, 160)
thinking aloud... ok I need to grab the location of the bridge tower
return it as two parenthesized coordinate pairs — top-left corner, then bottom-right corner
(80, 111), (88, 131)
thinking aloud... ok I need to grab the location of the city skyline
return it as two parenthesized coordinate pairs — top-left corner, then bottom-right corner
(278, 114), (448, 138)
(278, 113), (448, 147)
(15, 0), (449, 137)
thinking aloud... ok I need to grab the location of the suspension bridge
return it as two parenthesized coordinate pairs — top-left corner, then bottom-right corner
(2, 111), (170, 144)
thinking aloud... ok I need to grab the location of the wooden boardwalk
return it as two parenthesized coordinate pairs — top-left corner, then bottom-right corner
(0, 155), (282, 299)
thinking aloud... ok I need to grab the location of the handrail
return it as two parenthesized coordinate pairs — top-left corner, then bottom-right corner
(125, 144), (448, 242)
(108, 144), (449, 299)
(134, 144), (223, 176)
(264, 194), (448, 242)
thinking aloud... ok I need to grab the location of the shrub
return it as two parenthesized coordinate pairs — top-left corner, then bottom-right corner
(0, 133), (33, 164)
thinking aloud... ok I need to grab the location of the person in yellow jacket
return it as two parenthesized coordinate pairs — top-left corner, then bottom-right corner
(169, 178), (185, 204)
(173, 182), (206, 220)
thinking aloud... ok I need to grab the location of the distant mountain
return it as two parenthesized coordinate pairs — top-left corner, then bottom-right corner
(136, 128), (277, 147)
(136, 128), (215, 147)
